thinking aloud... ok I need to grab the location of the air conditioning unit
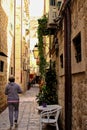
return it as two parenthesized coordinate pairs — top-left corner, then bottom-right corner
(48, 5), (58, 25)
(48, 1), (63, 27)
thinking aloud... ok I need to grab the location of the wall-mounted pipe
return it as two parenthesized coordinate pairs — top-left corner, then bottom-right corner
(64, 1), (72, 130)
(14, 0), (16, 76)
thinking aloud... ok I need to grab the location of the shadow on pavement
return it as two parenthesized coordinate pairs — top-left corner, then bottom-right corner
(43, 125), (56, 130)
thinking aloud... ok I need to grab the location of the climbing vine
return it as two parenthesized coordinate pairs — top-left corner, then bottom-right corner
(37, 15), (49, 78)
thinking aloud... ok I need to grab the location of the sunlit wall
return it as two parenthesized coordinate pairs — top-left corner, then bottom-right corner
(1, 0), (14, 80)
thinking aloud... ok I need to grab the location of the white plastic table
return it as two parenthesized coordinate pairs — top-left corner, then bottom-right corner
(37, 104), (62, 112)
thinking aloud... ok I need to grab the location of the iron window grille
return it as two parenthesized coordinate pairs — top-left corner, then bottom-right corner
(73, 32), (81, 63)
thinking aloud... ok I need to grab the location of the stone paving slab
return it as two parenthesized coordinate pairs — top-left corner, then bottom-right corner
(0, 87), (56, 130)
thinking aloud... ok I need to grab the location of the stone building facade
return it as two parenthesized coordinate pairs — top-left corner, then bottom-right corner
(55, 0), (87, 130)
(0, 0), (30, 112)
(14, 0), (30, 91)
(0, 0), (8, 112)
(71, 1), (87, 130)
(44, 0), (87, 130)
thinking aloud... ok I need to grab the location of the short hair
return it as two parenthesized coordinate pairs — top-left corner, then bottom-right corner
(9, 76), (15, 82)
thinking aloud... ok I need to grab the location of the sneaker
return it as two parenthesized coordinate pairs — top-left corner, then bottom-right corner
(15, 123), (18, 128)
(14, 120), (18, 128)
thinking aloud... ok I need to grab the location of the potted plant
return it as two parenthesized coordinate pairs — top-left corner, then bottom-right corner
(36, 85), (47, 106)
(36, 68), (58, 106)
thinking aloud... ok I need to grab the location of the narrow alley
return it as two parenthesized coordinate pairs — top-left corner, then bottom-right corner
(0, 1), (87, 130)
(0, 86), (55, 130)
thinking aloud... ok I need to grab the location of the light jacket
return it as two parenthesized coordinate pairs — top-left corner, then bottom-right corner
(5, 82), (22, 102)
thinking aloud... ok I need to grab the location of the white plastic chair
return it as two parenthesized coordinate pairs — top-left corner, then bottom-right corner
(40, 106), (62, 130)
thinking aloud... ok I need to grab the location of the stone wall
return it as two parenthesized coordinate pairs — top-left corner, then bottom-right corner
(0, 75), (7, 113)
(56, 0), (87, 130)
(0, 1), (8, 113)
(71, 0), (87, 130)
(72, 74), (87, 130)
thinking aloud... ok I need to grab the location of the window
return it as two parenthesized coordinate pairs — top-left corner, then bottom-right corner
(57, 1), (62, 10)
(0, 61), (4, 72)
(73, 32), (81, 63)
(11, 67), (13, 75)
(60, 54), (63, 68)
(50, 0), (56, 6)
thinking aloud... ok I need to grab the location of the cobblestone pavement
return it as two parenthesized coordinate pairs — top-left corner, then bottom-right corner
(0, 86), (55, 130)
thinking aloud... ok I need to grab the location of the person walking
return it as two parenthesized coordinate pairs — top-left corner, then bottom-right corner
(5, 76), (22, 130)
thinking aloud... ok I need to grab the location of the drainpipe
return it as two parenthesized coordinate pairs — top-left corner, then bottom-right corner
(14, 0), (16, 76)
(64, 0), (72, 130)
(21, 0), (22, 83)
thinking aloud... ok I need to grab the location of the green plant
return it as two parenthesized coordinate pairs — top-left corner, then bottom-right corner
(37, 15), (49, 78)
(36, 68), (58, 105)
(36, 85), (47, 105)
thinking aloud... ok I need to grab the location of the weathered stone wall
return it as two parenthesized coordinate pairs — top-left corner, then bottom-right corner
(56, 0), (87, 130)
(55, 28), (65, 129)
(72, 74), (87, 130)
(0, 75), (7, 113)
(71, 0), (87, 130)
(0, 2), (8, 113)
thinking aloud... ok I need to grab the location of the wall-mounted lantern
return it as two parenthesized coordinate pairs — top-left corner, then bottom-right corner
(33, 44), (39, 59)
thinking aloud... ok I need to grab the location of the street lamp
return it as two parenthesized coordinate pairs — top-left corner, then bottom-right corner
(33, 44), (39, 59)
